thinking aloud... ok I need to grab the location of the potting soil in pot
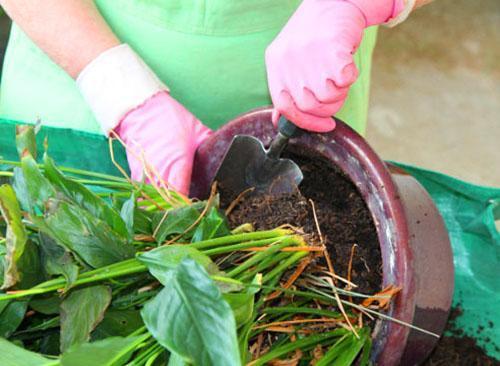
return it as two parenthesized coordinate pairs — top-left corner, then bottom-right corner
(223, 154), (383, 296)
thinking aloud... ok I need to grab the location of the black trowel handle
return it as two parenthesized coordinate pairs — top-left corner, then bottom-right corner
(267, 116), (301, 159)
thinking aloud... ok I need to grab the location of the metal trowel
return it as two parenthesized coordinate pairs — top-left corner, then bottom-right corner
(213, 116), (303, 200)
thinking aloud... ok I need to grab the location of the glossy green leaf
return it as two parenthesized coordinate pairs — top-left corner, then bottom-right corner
(11, 167), (30, 212)
(38, 233), (78, 291)
(29, 295), (61, 315)
(15, 316), (60, 335)
(223, 275), (260, 328)
(92, 310), (143, 339)
(119, 193), (135, 239)
(60, 335), (144, 366)
(223, 292), (254, 328)
(152, 205), (201, 243)
(20, 155), (56, 213)
(0, 338), (57, 366)
(0, 184), (28, 289)
(138, 245), (215, 285)
(191, 207), (230, 243)
(0, 300), (28, 337)
(36, 200), (135, 268)
(141, 258), (240, 366)
(15, 125), (37, 160)
(60, 285), (112, 352)
(168, 352), (188, 366)
(134, 209), (154, 236)
(15, 240), (43, 289)
(43, 155), (130, 241)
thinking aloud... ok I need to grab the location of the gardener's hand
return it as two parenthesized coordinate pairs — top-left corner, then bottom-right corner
(115, 91), (212, 195)
(266, 0), (413, 132)
(77, 44), (211, 195)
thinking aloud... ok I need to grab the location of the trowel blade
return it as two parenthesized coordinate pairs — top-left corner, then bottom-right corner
(213, 135), (303, 201)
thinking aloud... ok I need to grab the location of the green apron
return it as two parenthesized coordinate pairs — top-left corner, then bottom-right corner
(0, 0), (377, 136)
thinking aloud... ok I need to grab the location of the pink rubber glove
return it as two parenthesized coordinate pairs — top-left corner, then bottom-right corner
(266, 0), (408, 132)
(77, 44), (212, 195)
(115, 92), (212, 195)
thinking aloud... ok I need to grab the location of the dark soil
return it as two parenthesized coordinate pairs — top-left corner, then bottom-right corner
(424, 307), (500, 366)
(223, 153), (382, 295)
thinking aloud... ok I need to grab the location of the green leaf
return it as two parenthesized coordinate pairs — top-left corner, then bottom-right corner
(15, 316), (60, 335)
(11, 167), (30, 212)
(29, 295), (61, 315)
(0, 184), (28, 289)
(223, 292), (254, 328)
(223, 275), (260, 328)
(0, 300), (28, 337)
(92, 310), (143, 339)
(191, 207), (230, 243)
(38, 233), (78, 291)
(138, 245), (215, 285)
(36, 200), (135, 268)
(60, 335), (144, 366)
(141, 258), (240, 366)
(19, 155), (56, 213)
(168, 352), (188, 366)
(133, 207), (153, 235)
(39, 332), (60, 356)
(15, 125), (37, 159)
(152, 205), (201, 243)
(0, 338), (57, 366)
(120, 193), (135, 239)
(15, 240), (43, 289)
(315, 328), (369, 366)
(60, 285), (112, 352)
(43, 155), (130, 241)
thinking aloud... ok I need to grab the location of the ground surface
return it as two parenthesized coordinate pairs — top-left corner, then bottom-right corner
(367, 0), (499, 187)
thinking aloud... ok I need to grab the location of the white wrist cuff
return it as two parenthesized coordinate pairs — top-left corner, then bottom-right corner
(385, 0), (416, 27)
(77, 44), (167, 135)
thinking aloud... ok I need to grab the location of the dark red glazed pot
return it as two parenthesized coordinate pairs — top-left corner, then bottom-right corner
(190, 107), (454, 366)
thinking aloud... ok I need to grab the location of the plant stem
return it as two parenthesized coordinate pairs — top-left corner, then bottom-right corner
(203, 237), (291, 256)
(190, 229), (292, 250)
(249, 329), (348, 366)
(226, 241), (290, 278)
(263, 251), (307, 284)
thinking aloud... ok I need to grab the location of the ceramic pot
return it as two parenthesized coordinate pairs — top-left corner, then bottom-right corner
(190, 107), (454, 365)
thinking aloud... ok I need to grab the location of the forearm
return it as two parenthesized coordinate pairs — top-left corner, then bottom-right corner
(0, 0), (119, 78)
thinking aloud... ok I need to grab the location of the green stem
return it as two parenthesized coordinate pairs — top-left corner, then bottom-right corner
(263, 251), (308, 284)
(190, 229), (292, 250)
(202, 237), (290, 256)
(251, 329), (348, 366)
(262, 306), (342, 319)
(226, 241), (290, 278)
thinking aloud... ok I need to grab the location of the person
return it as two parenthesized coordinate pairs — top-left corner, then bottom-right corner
(0, 0), (432, 195)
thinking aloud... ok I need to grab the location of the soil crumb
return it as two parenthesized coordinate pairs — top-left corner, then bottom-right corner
(424, 307), (500, 365)
(223, 153), (382, 295)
